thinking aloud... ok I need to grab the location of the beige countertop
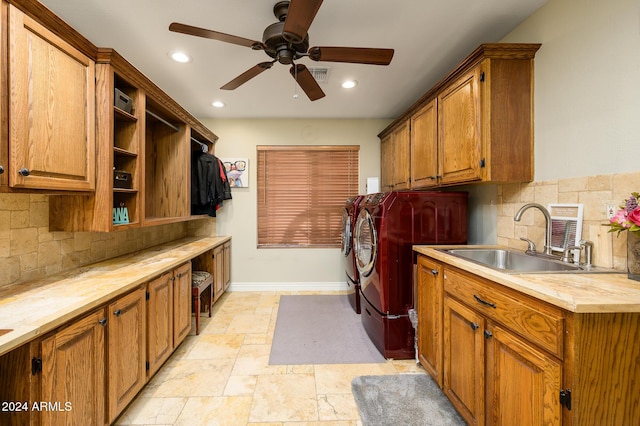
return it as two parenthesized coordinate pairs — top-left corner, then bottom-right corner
(414, 245), (640, 314)
(0, 236), (230, 356)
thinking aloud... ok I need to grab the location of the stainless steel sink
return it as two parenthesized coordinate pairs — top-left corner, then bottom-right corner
(439, 248), (621, 274)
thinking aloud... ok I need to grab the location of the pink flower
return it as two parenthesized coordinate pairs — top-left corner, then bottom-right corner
(610, 210), (630, 227)
(628, 207), (640, 227)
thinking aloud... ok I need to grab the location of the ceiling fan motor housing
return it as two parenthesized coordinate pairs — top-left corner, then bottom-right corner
(262, 21), (309, 64)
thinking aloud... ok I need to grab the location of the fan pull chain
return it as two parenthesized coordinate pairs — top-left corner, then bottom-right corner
(293, 64), (299, 99)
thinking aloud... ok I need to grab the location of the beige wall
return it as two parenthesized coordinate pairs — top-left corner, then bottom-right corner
(502, 0), (640, 181)
(198, 118), (389, 290)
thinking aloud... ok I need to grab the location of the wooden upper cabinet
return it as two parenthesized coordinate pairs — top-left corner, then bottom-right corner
(438, 67), (482, 185)
(380, 43), (540, 188)
(380, 120), (410, 191)
(8, 5), (96, 191)
(410, 99), (439, 188)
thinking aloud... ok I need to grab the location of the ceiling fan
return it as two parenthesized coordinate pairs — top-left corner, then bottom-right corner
(169, 0), (394, 101)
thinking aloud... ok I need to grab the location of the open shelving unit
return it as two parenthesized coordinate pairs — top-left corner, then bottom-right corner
(49, 48), (218, 232)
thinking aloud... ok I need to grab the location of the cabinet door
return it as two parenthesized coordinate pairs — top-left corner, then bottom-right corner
(108, 287), (146, 422)
(485, 323), (562, 426)
(147, 272), (173, 377)
(213, 245), (225, 301)
(379, 133), (393, 192)
(438, 67), (482, 185)
(391, 122), (410, 190)
(411, 99), (439, 188)
(173, 262), (192, 346)
(444, 296), (485, 426)
(223, 241), (231, 290)
(8, 5), (95, 191)
(40, 308), (106, 426)
(416, 255), (443, 386)
(380, 122), (410, 191)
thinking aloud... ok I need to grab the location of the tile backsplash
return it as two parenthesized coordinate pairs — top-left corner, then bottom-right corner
(0, 193), (216, 289)
(497, 171), (640, 271)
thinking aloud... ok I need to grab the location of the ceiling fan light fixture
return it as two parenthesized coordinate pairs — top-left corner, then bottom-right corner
(169, 50), (192, 63)
(211, 101), (225, 108)
(341, 80), (358, 89)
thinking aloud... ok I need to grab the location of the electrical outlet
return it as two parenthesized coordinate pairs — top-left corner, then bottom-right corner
(606, 204), (617, 220)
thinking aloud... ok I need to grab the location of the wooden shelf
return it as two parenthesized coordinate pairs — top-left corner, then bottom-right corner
(113, 146), (138, 157)
(114, 106), (137, 122)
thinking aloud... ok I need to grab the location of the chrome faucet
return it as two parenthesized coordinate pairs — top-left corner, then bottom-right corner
(514, 203), (553, 255)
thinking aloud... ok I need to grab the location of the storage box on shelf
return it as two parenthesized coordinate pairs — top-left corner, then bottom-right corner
(379, 43), (540, 190)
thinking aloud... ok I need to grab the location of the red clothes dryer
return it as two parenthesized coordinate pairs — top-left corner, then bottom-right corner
(341, 195), (364, 313)
(354, 191), (468, 359)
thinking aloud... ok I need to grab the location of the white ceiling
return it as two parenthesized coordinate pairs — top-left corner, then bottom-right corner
(38, 0), (547, 119)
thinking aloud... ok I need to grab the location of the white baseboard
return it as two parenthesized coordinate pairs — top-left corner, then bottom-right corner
(228, 281), (348, 292)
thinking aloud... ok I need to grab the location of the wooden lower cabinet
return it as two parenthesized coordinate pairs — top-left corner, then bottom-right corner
(146, 262), (191, 379)
(39, 308), (107, 425)
(108, 286), (146, 423)
(172, 262), (192, 346)
(442, 267), (563, 426)
(223, 241), (231, 290)
(213, 244), (224, 301)
(443, 296), (485, 426)
(146, 272), (173, 378)
(485, 323), (562, 426)
(416, 255), (444, 386)
(418, 254), (640, 425)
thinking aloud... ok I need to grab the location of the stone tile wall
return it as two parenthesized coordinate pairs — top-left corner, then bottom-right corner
(0, 193), (216, 289)
(497, 171), (640, 271)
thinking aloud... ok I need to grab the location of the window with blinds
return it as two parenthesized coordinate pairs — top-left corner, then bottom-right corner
(257, 145), (360, 248)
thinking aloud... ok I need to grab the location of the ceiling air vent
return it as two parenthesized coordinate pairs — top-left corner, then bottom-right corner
(308, 67), (331, 84)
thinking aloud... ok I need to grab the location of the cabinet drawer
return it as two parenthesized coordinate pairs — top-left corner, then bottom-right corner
(444, 267), (564, 358)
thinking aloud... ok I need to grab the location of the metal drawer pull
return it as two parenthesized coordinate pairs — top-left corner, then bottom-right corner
(473, 294), (497, 308)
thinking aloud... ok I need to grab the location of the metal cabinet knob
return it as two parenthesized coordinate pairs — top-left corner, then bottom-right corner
(18, 168), (30, 176)
(0, 165), (4, 174)
(113, 309), (122, 317)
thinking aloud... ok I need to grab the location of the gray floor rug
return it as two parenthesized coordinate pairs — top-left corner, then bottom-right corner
(352, 374), (466, 426)
(269, 295), (385, 365)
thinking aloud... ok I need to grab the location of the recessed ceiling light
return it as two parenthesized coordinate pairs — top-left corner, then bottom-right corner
(211, 101), (225, 108)
(341, 80), (358, 89)
(169, 51), (192, 63)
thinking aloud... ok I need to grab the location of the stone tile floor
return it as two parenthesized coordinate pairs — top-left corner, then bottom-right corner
(114, 291), (425, 425)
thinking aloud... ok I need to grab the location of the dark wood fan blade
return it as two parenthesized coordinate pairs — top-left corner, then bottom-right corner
(169, 22), (263, 49)
(290, 64), (325, 101)
(221, 62), (274, 90)
(282, 0), (323, 44)
(308, 47), (394, 65)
